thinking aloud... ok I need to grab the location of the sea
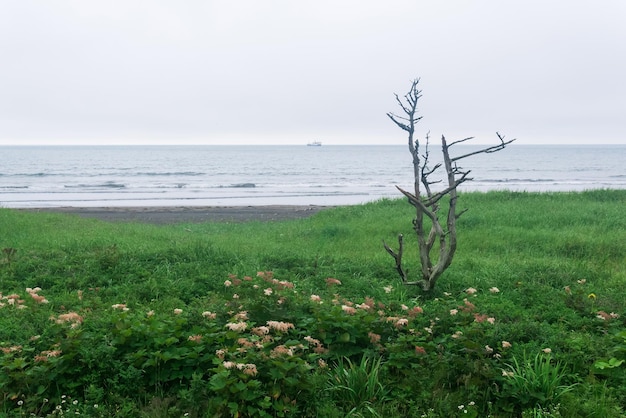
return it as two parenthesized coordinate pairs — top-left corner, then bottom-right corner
(0, 144), (624, 208)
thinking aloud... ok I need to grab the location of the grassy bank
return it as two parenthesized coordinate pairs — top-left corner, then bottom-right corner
(1, 190), (625, 417)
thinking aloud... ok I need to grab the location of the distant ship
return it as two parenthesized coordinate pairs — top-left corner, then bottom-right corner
(307, 141), (322, 146)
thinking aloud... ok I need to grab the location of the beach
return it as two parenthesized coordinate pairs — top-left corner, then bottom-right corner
(18, 205), (332, 224)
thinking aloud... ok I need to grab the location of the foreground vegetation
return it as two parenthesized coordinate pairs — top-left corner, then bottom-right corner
(1, 190), (625, 417)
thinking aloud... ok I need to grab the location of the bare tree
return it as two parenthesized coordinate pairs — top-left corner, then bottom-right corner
(383, 78), (515, 292)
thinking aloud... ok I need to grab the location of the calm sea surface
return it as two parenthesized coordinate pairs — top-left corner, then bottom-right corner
(1, 145), (624, 208)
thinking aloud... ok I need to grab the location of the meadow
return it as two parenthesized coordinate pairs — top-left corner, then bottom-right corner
(1, 190), (625, 417)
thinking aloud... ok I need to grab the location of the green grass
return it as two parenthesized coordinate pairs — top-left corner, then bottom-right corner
(1, 190), (625, 417)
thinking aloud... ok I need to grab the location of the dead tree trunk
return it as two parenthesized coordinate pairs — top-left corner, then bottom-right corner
(383, 79), (515, 291)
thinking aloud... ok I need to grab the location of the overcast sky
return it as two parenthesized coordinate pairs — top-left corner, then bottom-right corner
(1, 0), (625, 146)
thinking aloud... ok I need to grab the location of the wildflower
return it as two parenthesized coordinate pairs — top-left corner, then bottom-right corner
(242, 363), (258, 376)
(489, 287), (500, 293)
(502, 341), (512, 349)
(202, 311), (216, 319)
(0, 345), (22, 354)
(449, 309), (458, 316)
(77, 290), (83, 301)
(415, 346), (426, 355)
(542, 348), (552, 354)
(224, 280), (232, 287)
(223, 361), (236, 369)
(487, 317), (496, 325)
(111, 303), (129, 311)
(588, 293), (597, 300)
(485, 345), (494, 354)
(188, 335), (202, 343)
(267, 320), (295, 333)
(502, 370), (514, 378)
(424, 326), (433, 334)
(383, 285), (393, 293)
(408, 306), (423, 317)
(252, 326), (270, 336)
(28, 291), (49, 304)
(443, 292), (451, 297)
(146, 310), (155, 317)
(326, 277), (342, 286)
(452, 331), (463, 339)
(461, 298), (476, 312)
(55, 312), (83, 326)
(401, 304), (409, 310)
(318, 358), (327, 368)
(577, 279), (586, 285)
(263, 288), (273, 296)
(234, 311), (248, 320)
(465, 287), (477, 295)
(17, 400), (24, 406)
(225, 321), (248, 332)
(270, 345), (294, 357)
(596, 311), (611, 321)
(173, 308), (183, 315)
(310, 294), (322, 302)
(564, 286), (572, 295)
(610, 312), (620, 319)
(232, 294), (239, 299)
(341, 305), (357, 315)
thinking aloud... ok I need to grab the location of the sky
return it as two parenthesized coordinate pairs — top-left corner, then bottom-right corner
(1, 0), (625, 146)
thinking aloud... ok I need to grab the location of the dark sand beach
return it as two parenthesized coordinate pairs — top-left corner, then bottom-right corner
(18, 205), (332, 224)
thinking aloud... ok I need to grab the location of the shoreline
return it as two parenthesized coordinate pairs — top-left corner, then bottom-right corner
(16, 205), (333, 224)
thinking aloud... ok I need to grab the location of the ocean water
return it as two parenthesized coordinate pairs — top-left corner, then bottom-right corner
(0, 144), (624, 208)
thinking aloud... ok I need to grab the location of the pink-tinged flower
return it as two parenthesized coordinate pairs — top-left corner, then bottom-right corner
(318, 359), (327, 368)
(242, 363), (258, 376)
(461, 298), (476, 312)
(263, 288), (273, 296)
(225, 321), (248, 332)
(266, 320), (295, 333)
(502, 341), (512, 349)
(173, 308), (183, 315)
(415, 346), (426, 355)
(270, 345), (294, 358)
(596, 311), (611, 320)
(408, 306), (423, 317)
(326, 277), (342, 286)
(215, 349), (227, 360)
(234, 311), (248, 320)
(465, 287), (478, 295)
(489, 287), (500, 293)
(251, 326), (270, 336)
(450, 309), (459, 316)
(54, 312), (83, 325)
(542, 348), (552, 354)
(310, 294), (321, 302)
(401, 304), (409, 311)
(187, 335), (202, 343)
(202, 311), (216, 319)
(0, 345), (22, 354)
(223, 361), (236, 369)
(383, 285), (393, 294)
(28, 292), (49, 304)
(487, 317), (496, 325)
(112, 304), (129, 311)
(341, 305), (357, 315)
(224, 280), (232, 287)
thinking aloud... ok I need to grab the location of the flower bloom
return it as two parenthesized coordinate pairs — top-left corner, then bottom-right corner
(310, 294), (321, 302)
(449, 309), (458, 316)
(395, 318), (409, 328)
(542, 348), (552, 354)
(502, 370), (514, 378)
(267, 320), (295, 333)
(187, 335), (202, 343)
(341, 305), (357, 315)
(224, 280), (232, 287)
(225, 321), (248, 332)
(251, 326), (270, 336)
(465, 287), (477, 295)
(401, 304), (409, 311)
(588, 293), (597, 300)
(415, 346), (426, 355)
(577, 279), (586, 285)
(485, 345), (494, 354)
(489, 287), (500, 293)
(54, 312), (83, 326)
(487, 317), (496, 325)
(368, 332), (381, 344)
(383, 285), (393, 294)
(502, 341), (512, 349)
(173, 308), (183, 315)
(263, 288), (273, 296)
(111, 304), (129, 311)
(452, 331), (463, 339)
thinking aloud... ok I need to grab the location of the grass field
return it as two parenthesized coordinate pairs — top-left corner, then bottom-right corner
(1, 190), (625, 417)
